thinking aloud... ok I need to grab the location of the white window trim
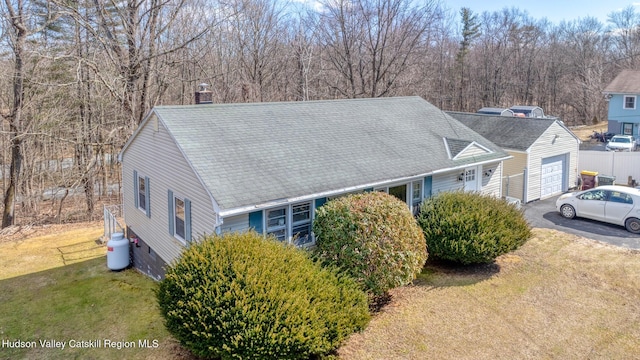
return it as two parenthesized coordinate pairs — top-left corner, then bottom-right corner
(624, 95), (636, 110)
(263, 201), (315, 246)
(292, 202), (313, 247)
(265, 206), (287, 242)
(137, 175), (147, 213)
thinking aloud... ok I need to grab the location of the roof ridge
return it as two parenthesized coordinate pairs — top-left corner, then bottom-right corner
(153, 96), (423, 109)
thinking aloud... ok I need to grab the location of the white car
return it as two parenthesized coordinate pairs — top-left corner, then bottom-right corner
(556, 185), (640, 233)
(605, 135), (636, 152)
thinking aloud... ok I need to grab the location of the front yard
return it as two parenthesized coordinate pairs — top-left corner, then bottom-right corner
(1, 225), (639, 359)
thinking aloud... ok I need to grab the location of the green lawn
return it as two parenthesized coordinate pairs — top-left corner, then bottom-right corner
(0, 257), (177, 360)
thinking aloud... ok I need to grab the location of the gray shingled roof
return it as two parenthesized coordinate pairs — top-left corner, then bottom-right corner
(603, 70), (640, 93)
(447, 111), (555, 151)
(152, 97), (509, 212)
(445, 138), (472, 158)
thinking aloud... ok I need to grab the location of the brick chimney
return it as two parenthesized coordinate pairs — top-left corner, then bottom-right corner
(195, 83), (213, 104)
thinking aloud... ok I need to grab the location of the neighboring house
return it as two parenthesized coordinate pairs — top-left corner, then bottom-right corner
(603, 69), (640, 137)
(119, 96), (511, 279)
(477, 107), (515, 116)
(448, 112), (580, 203)
(510, 105), (545, 118)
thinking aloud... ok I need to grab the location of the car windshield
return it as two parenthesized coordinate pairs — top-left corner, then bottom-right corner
(611, 137), (631, 143)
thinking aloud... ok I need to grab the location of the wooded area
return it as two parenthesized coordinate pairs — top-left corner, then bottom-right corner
(1, 0), (638, 227)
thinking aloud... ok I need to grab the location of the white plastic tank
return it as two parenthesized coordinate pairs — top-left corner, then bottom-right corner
(107, 232), (130, 270)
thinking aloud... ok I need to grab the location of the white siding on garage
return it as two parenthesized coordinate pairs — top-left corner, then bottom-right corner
(121, 114), (219, 264)
(524, 122), (579, 202)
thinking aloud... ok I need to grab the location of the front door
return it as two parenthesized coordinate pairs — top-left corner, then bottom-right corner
(463, 167), (478, 192)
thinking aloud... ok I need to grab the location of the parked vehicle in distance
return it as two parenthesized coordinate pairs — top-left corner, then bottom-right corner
(605, 135), (636, 151)
(556, 185), (640, 233)
(591, 131), (615, 143)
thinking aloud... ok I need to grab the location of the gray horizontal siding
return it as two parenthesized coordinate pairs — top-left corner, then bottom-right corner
(432, 172), (464, 195)
(481, 163), (502, 197)
(122, 115), (218, 264)
(220, 214), (249, 233)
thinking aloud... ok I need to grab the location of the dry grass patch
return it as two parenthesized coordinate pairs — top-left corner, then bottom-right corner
(338, 228), (640, 359)
(570, 121), (609, 141)
(0, 221), (104, 280)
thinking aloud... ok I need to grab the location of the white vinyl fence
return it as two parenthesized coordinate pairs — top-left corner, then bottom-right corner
(578, 151), (640, 186)
(502, 172), (525, 201)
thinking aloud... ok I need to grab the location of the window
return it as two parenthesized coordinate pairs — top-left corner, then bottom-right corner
(412, 180), (422, 216)
(292, 202), (312, 246)
(168, 190), (191, 243)
(133, 170), (150, 217)
(389, 184), (407, 203)
(578, 189), (608, 201)
(624, 95), (636, 109)
(174, 197), (185, 239)
(465, 169), (476, 182)
(623, 123), (634, 135)
(267, 207), (287, 241)
(609, 191), (633, 204)
(138, 176), (147, 211)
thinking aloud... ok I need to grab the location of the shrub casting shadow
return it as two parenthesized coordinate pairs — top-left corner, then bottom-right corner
(414, 258), (501, 288)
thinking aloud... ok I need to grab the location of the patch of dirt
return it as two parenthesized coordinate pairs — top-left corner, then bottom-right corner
(0, 221), (102, 245)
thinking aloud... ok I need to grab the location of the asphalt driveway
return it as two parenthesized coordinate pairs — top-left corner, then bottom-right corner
(523, 195), (640, 250)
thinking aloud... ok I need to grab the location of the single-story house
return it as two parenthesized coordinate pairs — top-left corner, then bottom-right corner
(510, 105), (545, 118)
(603, 69), (640, 137)
(119, 96), (511, 279)
(447, 111), (580, 203)
(477, 107), (515, 116)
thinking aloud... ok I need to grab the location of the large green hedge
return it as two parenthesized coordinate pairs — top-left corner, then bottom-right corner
(312, 192), (427, 297)
(156, 231), (370, 359)
(417, 191), (531, 265)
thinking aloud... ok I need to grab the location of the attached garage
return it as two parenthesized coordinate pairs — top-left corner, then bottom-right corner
(447, 112), (580, 203)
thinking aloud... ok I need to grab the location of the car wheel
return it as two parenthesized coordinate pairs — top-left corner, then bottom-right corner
(560, 204), (576, 219)
(625, 218), (640, 233)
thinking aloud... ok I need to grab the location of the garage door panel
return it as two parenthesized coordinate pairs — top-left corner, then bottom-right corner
(541, 155), (565, 199)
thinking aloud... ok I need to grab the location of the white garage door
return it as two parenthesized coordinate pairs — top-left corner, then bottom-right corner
(540, 155), (565, 198)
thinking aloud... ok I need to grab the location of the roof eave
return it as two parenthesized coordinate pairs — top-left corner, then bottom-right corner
(218, 154), (512, 218)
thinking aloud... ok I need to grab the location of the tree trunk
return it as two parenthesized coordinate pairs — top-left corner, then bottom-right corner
(2, 0), (27, 228)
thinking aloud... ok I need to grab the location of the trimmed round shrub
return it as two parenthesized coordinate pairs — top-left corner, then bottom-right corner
(312, 192), (427, 297)
(156, 231), (370, 360)
(417, 191), (531, 265)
